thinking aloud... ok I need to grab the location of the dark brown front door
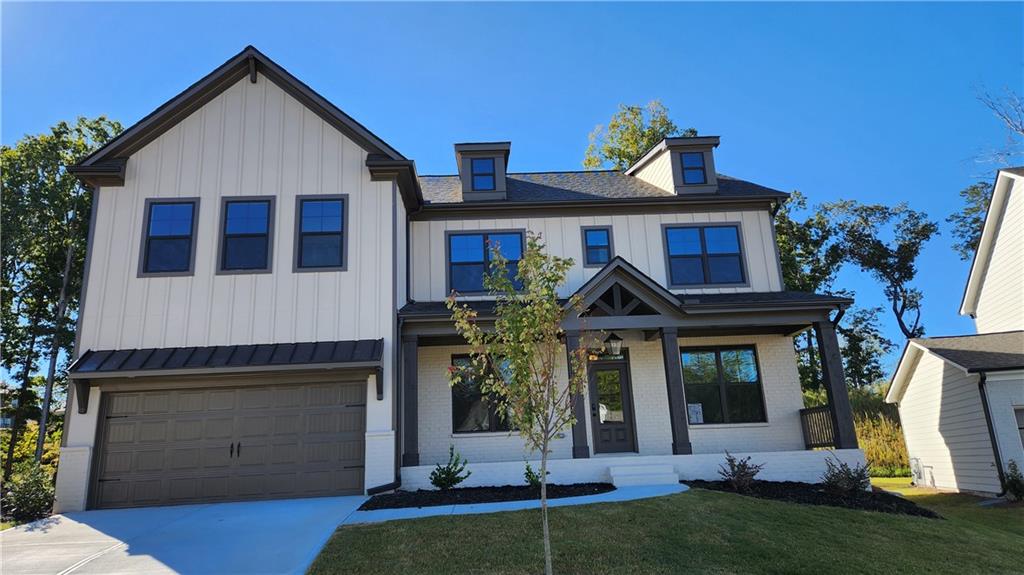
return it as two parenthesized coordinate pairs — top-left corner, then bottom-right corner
(588, 360), (637, 453)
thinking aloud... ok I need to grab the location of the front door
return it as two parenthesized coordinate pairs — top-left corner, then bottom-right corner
(588, 360), (637, 453)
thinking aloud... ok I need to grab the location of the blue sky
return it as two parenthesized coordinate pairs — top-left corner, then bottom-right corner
(3, 2), (1022, 373)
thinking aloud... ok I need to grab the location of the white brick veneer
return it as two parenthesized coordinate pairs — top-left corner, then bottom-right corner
(53, 446), (92, 513)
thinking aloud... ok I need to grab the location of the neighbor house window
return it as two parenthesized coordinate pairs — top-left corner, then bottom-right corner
(680, 152), (707, 185)
(140, 199), (198, 275)
(664, 225), (744, 286)
(295, 196), (346, 270)
(582, 227), (613, 267)
(451, 355), (513, 433)
(680, 347), (766, 425)
(219, 198), (273, 272)
(471, 157), (496, 191)
(448, 231), (524, 293)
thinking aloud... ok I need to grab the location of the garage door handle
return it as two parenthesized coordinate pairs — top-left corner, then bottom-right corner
(237, 442), (242, 457)
(230, 442), (235, 458)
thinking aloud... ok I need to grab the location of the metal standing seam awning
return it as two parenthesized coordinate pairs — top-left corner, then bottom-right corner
(68, 339), (385, 413)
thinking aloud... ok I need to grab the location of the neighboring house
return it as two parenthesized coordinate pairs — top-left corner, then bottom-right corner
(54, 46), (864, 512)
(887, 168), (1024, 496)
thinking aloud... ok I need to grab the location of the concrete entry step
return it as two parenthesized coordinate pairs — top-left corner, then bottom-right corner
(609, 464), (680, 487)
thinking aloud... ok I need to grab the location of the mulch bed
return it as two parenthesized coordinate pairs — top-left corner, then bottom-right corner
(685, 480), (941, 519)
(360, 483), (615, 510)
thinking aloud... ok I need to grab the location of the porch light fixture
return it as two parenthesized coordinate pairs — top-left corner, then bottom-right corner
(605, 333), (624, 355)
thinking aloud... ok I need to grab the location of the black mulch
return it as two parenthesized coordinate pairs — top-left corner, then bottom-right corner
(359, 483), (615, 510)
(685, 480), (940, 519)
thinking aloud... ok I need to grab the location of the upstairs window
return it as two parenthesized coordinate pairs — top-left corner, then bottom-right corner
(451, 355), (514, 433)
(141, 199), (197, 275)
(470, 157), (496, 191)
(681, 346), (766, 425)
(664, 225), (744, 286)
(582, 226), (613, 267)
(296, 196), (346, 270)
(680, 152), (707, 185)
(220, 199), (273, 272)
(448, 231), (524, 293)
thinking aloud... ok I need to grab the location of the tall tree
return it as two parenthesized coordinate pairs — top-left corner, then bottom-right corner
(583, 100), (695, 170)
(977, 87), (1024, 163)
(1, 117), (122, 469)
(825, 201), (939, 339)
(837, 307), (895, 388)
(448, 233), (595, 575)
(946, 181), (994, 261)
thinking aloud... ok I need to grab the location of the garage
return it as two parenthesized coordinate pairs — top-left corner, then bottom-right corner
(67, 340), (384, 509)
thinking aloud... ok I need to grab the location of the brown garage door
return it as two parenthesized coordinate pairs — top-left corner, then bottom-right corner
(92, 381), (366, 509)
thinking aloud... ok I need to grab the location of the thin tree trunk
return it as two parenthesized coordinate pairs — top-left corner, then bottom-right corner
(4, 327), (38, 483)
(35, 242), (74, 462)
(540, 436), (553, 575)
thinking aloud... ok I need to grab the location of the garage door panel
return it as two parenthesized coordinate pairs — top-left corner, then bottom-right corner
(204, 418), (234, 439)
(142, 393), (172, 413)
(207, 390), (237, 410)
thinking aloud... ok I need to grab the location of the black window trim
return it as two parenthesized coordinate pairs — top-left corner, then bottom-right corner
(450, 353), (515, 434)
(445, 229), (526, 295)
(679, 344), (769, 426)
(470, 157), (497, 191)
(662, 222), (748, 288)
(217, 196), (276, 275)
(293, 194), (349, 273)
(581, 225), (615, 268)
(137, 197), (201, 278)
(679, 151), (708, 186)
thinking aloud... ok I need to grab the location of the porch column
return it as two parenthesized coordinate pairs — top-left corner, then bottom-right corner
(566, 331), (590, 458)
(401, 335), (419, 466)
(660, 328), (692, 455)
(814, 321), (859, 449)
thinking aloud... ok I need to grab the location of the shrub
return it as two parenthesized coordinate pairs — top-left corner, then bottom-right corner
(1003, 460), (1024, 501)
(855, 414), (910, 477)
(429, 445), (471, 490)
(3, 464), (55, 522)
(821, 455), (871, 495)
(524, 462), (549, 489)
(717, 451), (764, 493)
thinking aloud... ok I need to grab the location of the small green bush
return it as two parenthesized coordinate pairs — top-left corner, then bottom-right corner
(430, 445), (471, 490)
(4, 464), (54, 522)
(1003, 460), (1024, 501)
(717, 451), (765, 493)
(821, 455), (871, 495)
(524, 462), (548, 489)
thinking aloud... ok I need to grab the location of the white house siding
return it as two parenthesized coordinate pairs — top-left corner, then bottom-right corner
(409, 208), (782, 302)
(59, 73), (397, 509)
(974, 177), (1024, 334)
(984, 371), (1024, 474)
(631, 151), (674, 192)
(896, 351), (1001, 494)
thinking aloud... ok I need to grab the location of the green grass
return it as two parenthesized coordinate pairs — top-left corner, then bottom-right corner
(871, 477), (1023, 538)
(309, 482), (1023, 575)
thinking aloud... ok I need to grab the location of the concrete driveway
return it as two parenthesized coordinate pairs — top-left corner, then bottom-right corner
(1, 496), (365, 575)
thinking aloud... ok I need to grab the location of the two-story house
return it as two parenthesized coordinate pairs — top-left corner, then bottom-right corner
(54, 46), (864, 512)
(887, 168), (1024, 496)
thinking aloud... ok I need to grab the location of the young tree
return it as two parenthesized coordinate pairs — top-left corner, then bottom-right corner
(447, 233), (594, 575)
(946, 181), (993, 261)
(583, 100), (695, 170)
(837, 307), (895, 388)
(825, 201), (939, 339)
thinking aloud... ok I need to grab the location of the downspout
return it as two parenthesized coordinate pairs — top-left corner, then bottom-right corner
(978, 373), (1007, 496)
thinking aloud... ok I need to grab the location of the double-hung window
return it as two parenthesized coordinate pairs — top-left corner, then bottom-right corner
(448, 231), (524, 293)
(451, 355), (513, 433)
(470, 158), (496, 191)
(681, 346), (766, 425)
(220, 198), (273, 272)
(140, 199), (198, 275)
(664, 225), (744, 286)
(296, 196), (346, 270)
(582, 227), (613, 266)
(680, 152), (707, 185)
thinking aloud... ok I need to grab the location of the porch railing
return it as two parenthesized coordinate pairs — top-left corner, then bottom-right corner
(799, 405), (835, 449)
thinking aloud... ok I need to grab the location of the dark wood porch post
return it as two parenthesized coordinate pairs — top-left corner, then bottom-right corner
(566, 331), (590, 458)
(660, 327), (692, 455)
(814, 321), (859, 449)
(401, 335), (420, 466)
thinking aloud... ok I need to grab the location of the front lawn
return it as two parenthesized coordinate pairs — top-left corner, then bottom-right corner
(310, 482), (1023, 574)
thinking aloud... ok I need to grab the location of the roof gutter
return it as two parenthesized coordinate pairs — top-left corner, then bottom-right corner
(978, 372), (1008, 497)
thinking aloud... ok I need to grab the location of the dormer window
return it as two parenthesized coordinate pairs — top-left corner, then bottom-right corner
(471, 158), (496, 191)
(681, 152), (707, 185)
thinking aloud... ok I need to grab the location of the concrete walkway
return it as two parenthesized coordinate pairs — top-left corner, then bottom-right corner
(1, 495), (365, 575)
(344, 483), (688, 524)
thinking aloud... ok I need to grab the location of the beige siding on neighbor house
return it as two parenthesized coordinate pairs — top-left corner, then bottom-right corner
(974, 177), (1024, 333)
(631, 150), (674, 192)
(984, 372), (1024, 474)
(409, 208), (782, 301)
(896, 351), (1001, 494)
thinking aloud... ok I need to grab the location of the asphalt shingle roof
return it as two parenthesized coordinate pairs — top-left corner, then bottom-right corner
(913, 331), (1024, 373)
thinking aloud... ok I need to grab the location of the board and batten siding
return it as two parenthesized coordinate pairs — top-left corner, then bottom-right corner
(974, 176), (1024, 334)
(409, 209), (782, 301)
(896, 351), (1001, 494)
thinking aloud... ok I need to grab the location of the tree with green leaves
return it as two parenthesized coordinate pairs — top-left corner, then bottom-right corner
(447, 232), (595, 575)
(946, 181), (993, 261)
(583, 100), (696, 170)
(824, 201), (939, 339)
(837, 307), (895, 388)
(1, 117), (122, 475)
